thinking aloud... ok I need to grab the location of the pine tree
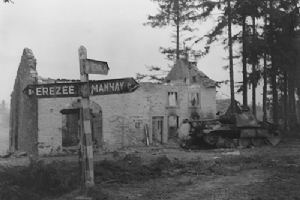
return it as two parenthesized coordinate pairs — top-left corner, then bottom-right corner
(227, 0), (235, 108)
(145, 0), (196, 60)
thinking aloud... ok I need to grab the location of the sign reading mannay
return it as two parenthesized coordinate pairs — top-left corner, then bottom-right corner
(89, 78), (139, 95)
(24, 78), (139, 98)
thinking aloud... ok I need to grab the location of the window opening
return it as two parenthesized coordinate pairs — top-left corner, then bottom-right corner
(190, 92), (200, 106)
(168, 92), (178, 106)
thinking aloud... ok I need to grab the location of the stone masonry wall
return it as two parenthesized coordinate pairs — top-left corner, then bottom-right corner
(37, 97), (78, 154)
(37, 82), (216, 154)
(200, 86), (217, 118)
(9, 48), (38, 154)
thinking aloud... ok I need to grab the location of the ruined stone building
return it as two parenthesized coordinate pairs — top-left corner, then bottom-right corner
(9, 48), (216, 155)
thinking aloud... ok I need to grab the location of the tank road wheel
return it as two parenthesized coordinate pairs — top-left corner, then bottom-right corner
(251, 138), (265, 147)
(224, 138), (237, 148)
(204, 134), (218, 146)
(217, 137), (236, 148)
(239, 138), (251, 148)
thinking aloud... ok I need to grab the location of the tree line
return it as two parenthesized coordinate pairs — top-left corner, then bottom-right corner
(144, 0), (300, 130)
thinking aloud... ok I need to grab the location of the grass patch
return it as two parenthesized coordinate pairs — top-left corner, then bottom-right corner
(1, 152), (290, 199)
(94, 154), (172, 184)
(0, 160), (79, 200)
(0, 155), (174, 199)
(171, 154), (282, 176)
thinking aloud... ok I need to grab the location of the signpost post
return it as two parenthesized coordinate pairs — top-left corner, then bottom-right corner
(78, 46), (95, 189)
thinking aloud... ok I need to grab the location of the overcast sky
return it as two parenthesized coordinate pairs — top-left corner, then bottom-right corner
(0, 0), (249, 105)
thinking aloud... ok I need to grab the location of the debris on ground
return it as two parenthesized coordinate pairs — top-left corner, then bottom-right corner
(221, 150), (241, 156)
(15, 151), (27, 157)
(1, 138), (300, 200)
(0, 152), (12, 158)
(0, 151), (27, 159)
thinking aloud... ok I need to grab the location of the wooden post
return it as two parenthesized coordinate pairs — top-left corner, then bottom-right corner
(78, 46), (95, 188)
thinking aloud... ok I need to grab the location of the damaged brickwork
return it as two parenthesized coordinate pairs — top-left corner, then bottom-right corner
(10, 48), (217, 155)
(37, 79), (216, 154)
(9, 48), (38, 154)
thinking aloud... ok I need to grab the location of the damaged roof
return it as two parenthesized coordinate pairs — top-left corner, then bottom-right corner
(164, 59), (216, 88)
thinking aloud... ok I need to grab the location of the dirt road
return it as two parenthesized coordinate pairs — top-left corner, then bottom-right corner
(89, 138), (300, 200)
(1, 137), (300, 200)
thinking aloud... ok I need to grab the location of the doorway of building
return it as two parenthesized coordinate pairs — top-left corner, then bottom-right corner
(152, 116), (164, 144)
(61, 109), (80, 147)
(60, 100), (103, 148)
(168, 114), (179, 139)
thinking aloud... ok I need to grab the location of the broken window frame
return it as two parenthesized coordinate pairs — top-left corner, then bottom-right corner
(168, 92), (178, 107)
(189, 92), (200, 107)
(192, 76), (197, 83)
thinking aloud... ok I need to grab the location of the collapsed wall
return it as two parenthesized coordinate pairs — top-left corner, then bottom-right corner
(8, 49), (217, 155)
(9, 48), (38, 154)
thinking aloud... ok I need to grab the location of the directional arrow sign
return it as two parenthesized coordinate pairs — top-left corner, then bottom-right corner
(23, 82), (80, 98)
(84, 59), (109, 75)
(23, 77), (139, 98)
(89, 77), (139, 96)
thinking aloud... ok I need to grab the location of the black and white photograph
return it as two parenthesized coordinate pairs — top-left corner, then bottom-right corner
(0, 0), (300, 199)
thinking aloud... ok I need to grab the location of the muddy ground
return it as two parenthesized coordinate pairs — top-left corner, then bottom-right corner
(1, 137), (300, 200)
(55, 137), (300, 200)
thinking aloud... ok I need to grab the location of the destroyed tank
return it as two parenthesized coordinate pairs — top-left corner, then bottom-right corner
(188, 101), (281, 148)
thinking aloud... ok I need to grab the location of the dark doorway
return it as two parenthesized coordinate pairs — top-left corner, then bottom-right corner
(168, 115), (179, 139)
(152, 116), (164, 143)
(61, 109), (80, 147)
(60, 101), (103, 148)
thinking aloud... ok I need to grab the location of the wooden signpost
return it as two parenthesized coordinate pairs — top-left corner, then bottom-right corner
(23, 46), (140, 192)
(78, 46), (95, 188)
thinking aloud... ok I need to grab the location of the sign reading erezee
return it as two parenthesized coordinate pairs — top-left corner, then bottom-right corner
(24, 78), (139, 98)
(24, 82), (79, 98)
